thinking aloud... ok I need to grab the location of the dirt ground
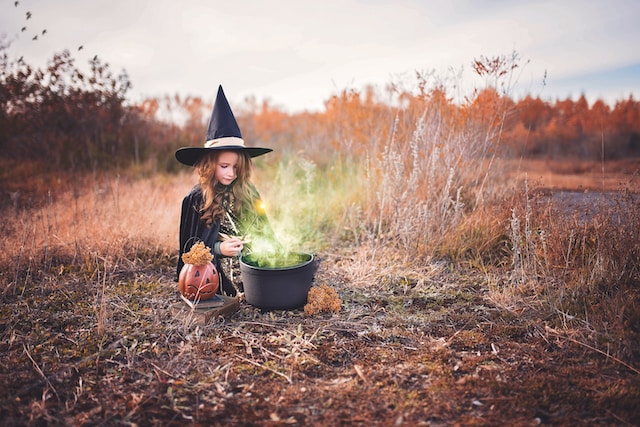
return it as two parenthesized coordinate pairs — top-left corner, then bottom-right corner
(1, 245), (639, 427)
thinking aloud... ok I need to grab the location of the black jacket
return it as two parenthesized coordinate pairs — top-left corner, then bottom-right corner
(177, 184), (273, 295)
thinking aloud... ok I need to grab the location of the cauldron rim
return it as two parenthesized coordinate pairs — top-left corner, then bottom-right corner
(239, 252), (314, 271)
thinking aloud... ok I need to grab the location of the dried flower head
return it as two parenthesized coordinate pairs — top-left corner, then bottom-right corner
(304, 284), (341, 316)
(181, 241), (213, 265)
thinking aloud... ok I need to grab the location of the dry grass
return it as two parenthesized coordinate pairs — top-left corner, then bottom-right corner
(1, 158), (640, 424)
(1, 172), (192, 291)
(1, 135), (639, 424)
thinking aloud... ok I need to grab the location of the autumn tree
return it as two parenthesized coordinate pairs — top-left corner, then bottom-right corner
(0, 50), (133, 170)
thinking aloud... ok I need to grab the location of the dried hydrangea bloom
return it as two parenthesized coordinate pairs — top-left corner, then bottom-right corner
(304, 285), (341, 315)
(181, 241), (213, 266)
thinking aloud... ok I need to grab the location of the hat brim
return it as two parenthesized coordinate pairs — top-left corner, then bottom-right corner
(175, 146), (273, 166)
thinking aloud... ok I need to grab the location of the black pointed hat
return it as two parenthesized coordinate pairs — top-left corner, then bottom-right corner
(175, 85), (272, 166)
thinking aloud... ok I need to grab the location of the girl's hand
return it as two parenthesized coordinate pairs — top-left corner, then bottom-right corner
(220, 237), (244, 257)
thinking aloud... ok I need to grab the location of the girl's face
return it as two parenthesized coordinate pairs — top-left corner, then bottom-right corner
(214, 151), (240, 186)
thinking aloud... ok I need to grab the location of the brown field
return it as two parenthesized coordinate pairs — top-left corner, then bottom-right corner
(503, 158), (640, 192)
(1, 158), (639, 426)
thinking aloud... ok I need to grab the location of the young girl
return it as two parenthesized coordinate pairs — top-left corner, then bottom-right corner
(175, 85), (273, 296)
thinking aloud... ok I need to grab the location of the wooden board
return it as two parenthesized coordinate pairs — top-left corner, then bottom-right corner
(171, 294), (240, 326)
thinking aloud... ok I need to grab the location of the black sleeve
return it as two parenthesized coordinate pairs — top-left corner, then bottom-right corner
(177, 186), (204, 281)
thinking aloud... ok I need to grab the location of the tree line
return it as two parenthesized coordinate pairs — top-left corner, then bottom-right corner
(1, 50), (639, 177)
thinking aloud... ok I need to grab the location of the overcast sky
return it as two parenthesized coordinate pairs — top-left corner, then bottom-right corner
(2, 0), (639, 112)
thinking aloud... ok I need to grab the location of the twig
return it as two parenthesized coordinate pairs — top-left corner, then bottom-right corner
(23, 343), (59, 398)
(17, 338), (125, 398)
(235, 354), (292, 383)
(219, 232), (251, 244)
(546, 328), (640, 375)
(151, 362), (179, 380)
(354, 364), (368, 384)
(605, 408), (635, 426)
(96, 257), (108, 337)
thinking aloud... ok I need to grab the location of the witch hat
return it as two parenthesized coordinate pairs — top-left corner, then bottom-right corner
(175, 85), (272, 166)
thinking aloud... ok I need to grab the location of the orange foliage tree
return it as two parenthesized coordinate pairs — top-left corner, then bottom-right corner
(3, 47), (639, 180)
(498, 94), (639, 160)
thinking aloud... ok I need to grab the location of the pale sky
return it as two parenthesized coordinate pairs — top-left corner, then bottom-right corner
(2, 0), (639, 112)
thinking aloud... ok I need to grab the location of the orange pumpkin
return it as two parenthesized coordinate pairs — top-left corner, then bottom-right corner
(178, 262), (219, 301)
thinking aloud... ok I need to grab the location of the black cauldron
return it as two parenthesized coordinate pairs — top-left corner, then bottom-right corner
(240, 252), (315, 310)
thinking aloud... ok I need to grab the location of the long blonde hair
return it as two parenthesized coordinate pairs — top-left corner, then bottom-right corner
(196, 150), (256, 226)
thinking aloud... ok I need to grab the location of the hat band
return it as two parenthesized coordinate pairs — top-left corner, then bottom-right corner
(204, 137), (245, 148)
